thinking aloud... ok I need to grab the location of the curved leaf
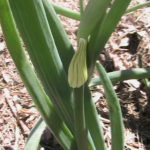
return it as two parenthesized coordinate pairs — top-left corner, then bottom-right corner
(25, 118), (46, 150)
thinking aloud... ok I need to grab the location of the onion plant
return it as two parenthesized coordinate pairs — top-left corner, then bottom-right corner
(0, 0), (150, 150)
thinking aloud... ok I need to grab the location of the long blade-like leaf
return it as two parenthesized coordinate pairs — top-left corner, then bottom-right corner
(88, 0), (131, 74)
(9, 0), (74, 131)
(52, 1), (150, 21)
(84, 86), (106, 150)
(126, 1), (150, 13)
(25, 118), (46, 150)
(78, 0), (111, 39)
(0, 1), (77, 149)
(42, 0), (74, 72)
(52, 3), (80, 20)
(96, 62), (124, 150)
(89, 68), (150, 87)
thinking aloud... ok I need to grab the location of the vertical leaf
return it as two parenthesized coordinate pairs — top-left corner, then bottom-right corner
(73, 87), (88, 150)
(78, 0), (111, 39)
(84, 86), (106, 150)
(0, 1), (77, 149)
(42, 0), (74, 72)
(96, 62), (124, 150)
(9, 0), (74, 131)
(88, 0), (131, 74)
(25, 118), (46, 150)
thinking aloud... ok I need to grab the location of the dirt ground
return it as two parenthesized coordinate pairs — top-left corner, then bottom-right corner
(0, 0), (150, 150)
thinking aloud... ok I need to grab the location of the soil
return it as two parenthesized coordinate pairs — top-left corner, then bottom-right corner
(0, 0), (150, 150)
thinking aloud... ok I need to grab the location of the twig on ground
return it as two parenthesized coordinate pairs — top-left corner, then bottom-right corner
(3, 88), (30, 135)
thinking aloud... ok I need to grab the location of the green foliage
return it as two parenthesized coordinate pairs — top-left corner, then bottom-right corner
(0, 0), (149, 150)
(25, 118), (46, 150)
(96, 62), (124, 150)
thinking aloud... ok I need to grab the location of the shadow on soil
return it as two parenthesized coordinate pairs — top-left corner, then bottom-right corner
(118, 82), (150, 150)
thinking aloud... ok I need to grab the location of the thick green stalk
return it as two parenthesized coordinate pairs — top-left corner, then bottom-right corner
(9, 0), (74, 131)
(73, 87), (88, 150)
(96, 62), (124, 150)
(89, 68), (150, 87)
(0, 1), (77, 149)
(84, 86), (106, 150)
(42, 0), (74, 72)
